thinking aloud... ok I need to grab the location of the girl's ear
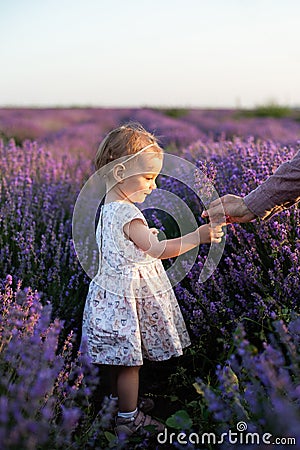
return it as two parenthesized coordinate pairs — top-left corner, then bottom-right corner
(112, 164), (126, 182)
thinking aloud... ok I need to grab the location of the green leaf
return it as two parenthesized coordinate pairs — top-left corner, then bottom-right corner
(166, 410), (193, 430)
(187, 400), (199, 408)
(104, 431), (117, 443)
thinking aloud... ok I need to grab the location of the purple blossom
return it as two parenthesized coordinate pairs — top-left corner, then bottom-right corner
(198, 318), (300, 439)
(1, 107), (300, 447)
(0, 281), (99, 449)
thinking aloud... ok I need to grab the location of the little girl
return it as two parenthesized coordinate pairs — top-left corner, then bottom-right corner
(81, 122), (224, 438)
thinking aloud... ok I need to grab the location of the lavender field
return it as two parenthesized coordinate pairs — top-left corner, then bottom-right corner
(1, 107), (300, 449)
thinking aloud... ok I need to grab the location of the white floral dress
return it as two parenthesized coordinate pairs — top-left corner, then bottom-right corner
(81, 201), (191, 366)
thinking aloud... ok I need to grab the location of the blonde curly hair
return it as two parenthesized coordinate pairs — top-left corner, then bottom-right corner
(95, 122), (162, 172)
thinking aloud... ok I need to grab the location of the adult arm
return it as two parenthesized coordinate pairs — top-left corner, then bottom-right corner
(244, 149), (300, 219)
(202, 149), (300, 223)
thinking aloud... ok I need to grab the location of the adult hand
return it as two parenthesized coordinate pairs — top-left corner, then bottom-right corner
(202, 194), (256, 224)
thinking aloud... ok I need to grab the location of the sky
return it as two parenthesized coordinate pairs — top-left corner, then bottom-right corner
(1, 0), (300, 108)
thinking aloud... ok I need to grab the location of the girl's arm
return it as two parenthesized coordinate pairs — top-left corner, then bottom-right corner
(123, 219), (224, 260)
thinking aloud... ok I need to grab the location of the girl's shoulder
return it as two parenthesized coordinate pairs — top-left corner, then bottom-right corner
(102, 201), (147, 226)
(102, 200), (140, 214)
(102, 200), (137, 208)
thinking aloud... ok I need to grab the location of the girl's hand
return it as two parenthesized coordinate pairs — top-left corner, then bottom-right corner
(149, 227), (159, 236)
(197, 224), (225, 244)
(210, 224), (225, 243)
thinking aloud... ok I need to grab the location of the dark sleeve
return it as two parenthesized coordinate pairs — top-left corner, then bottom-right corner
(244, 149), (300, 220)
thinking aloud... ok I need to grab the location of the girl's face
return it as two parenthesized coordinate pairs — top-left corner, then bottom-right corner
(120, 151), (163, 203)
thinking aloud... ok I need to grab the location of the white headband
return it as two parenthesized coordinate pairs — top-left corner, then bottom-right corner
(122, 143), (157, 164)
(107, 143), (157, 174)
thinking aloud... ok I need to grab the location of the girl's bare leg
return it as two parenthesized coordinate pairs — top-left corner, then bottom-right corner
(111, 365), (141, 412)
(109, 366), (118, 397)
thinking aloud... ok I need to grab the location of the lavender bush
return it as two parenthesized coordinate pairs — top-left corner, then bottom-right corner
(0, 108), (300, 448)
(0, 138), (91, 342)
(182, 108), (300, 144)
(0, 276), (99, 450)
(174, 138), (300, 357)
(195, 315), (300, 448)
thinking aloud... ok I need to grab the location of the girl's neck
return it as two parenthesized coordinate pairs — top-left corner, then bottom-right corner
(105, 188), (133, 205)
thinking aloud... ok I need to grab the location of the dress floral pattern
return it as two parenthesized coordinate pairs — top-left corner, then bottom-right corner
(81, 201), (191, 366)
